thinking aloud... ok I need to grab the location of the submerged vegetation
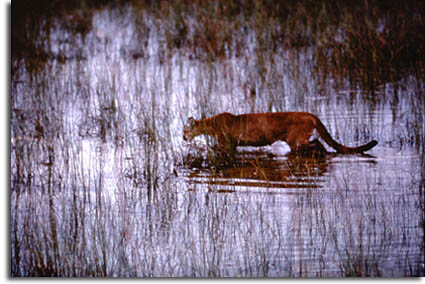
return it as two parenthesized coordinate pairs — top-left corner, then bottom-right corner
(11, 0), (424, 277)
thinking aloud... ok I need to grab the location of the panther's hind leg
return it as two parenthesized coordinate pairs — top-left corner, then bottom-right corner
(285, 125), (314, 154)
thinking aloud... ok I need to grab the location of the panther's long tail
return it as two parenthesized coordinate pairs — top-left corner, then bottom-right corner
(315, 119), (378, 154)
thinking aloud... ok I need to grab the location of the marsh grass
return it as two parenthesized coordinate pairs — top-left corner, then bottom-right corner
(11, 0), (424, 277)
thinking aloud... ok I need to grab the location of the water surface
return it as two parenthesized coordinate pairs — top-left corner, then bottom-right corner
(11, 2), (424, 277)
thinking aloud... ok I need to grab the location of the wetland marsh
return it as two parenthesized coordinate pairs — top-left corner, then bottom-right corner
(11, 0), (424, 277)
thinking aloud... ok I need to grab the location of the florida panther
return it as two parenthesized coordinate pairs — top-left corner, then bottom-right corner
(183, 112), (377, 155)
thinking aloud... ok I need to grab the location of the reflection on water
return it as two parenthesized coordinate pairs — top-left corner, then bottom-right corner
(185, 147), (329, 192)
(181, 145), (422, 277)
(11, 2), (424, 277)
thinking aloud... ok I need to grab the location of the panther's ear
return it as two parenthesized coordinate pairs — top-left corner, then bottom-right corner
(188, 117), (196, 126)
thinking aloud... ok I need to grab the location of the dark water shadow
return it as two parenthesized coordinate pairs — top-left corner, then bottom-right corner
(183, 148), (329, 192)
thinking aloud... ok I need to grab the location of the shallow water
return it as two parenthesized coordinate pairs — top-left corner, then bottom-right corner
(11, 3), (424, 277)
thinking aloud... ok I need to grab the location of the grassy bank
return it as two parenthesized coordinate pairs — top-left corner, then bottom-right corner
(13, 0), (425, 86)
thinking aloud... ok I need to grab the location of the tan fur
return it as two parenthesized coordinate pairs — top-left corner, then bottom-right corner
(183, 112), (377, 154)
